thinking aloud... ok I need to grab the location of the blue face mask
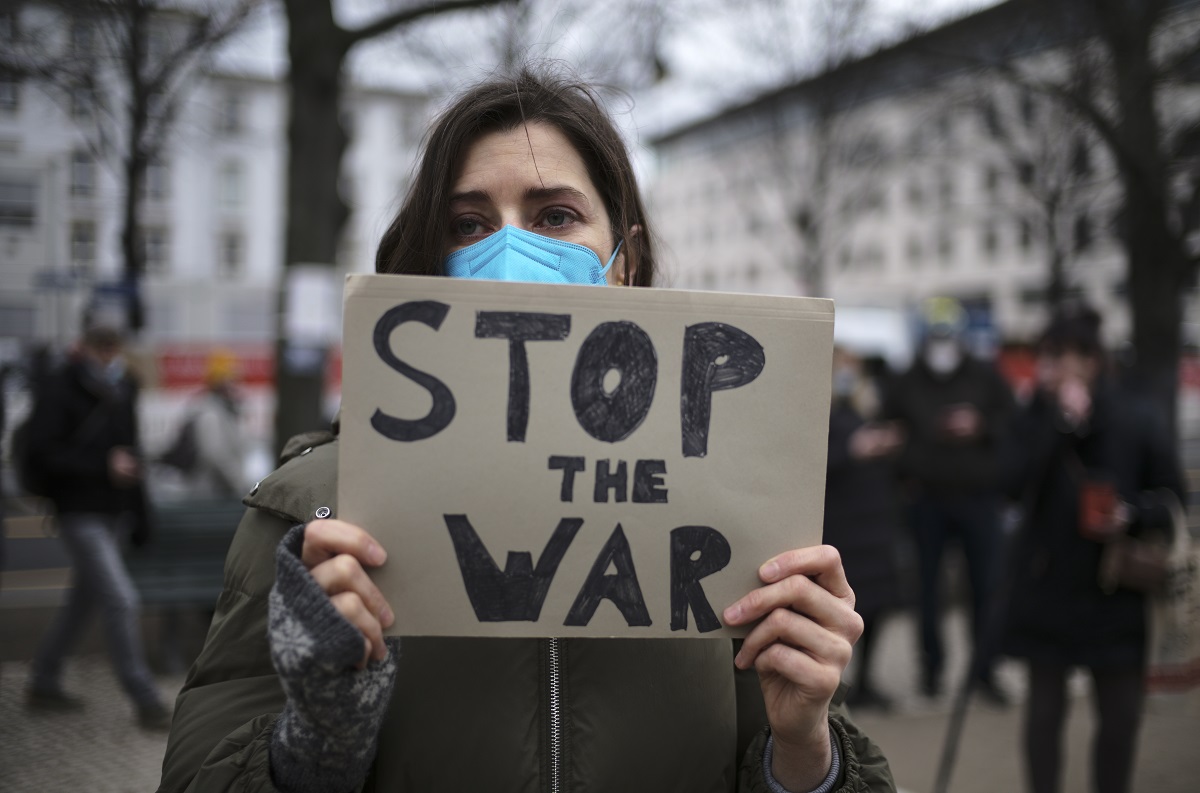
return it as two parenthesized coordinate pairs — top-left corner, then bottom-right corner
(444, 224), (621, 285)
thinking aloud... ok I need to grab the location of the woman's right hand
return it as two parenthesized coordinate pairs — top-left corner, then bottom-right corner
(301, 519), (395, 667)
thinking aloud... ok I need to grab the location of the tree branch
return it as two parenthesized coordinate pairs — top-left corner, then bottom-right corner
(342, 0), (517, 51)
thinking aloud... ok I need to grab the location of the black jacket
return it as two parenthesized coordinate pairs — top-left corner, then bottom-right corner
(883, 356), (1014, 495)
(822, 402), (902, 617)
(27, 357), (141, 515)
(1001, 387), (1183, 668)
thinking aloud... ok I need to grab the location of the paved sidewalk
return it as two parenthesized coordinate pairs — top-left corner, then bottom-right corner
(0, 609), (1196, 792)
(0, 661), (186, 793)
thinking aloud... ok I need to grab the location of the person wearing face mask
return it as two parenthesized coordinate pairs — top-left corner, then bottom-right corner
(882, 298), (1015, 704)
(23, 323), (171, 730)
(1000, 305), (1182, 793)
(822, 349), (904, 711)
(158, 66), (896, 793)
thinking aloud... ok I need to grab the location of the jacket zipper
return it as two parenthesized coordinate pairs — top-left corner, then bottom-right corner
(548, 637), (564, 793)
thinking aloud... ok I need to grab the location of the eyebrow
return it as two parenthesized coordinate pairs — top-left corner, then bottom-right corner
(447, 185), (593, 207)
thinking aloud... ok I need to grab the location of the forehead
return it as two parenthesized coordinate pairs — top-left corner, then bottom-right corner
(453, 122), (595, 194)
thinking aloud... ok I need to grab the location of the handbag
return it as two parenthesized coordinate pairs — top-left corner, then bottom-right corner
(1135, 488), (1200, 694)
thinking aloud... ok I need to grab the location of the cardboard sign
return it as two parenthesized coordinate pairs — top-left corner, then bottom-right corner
(339, 274), (834, 638)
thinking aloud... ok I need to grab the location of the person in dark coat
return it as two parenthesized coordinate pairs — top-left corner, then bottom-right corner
(883, 298), (1015, 702)
(23, 324), (169, 729)
(1001, 306), (1183, 793)
(823, 348), (904, 710)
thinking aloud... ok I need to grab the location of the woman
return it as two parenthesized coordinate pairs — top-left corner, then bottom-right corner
(158, 67), (894, 793)
(823, 348), (903, 710)
(1002, 306), (1182, 793)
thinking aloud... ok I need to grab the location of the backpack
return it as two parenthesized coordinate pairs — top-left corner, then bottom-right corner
(11, 416), (50, 497)
(159, 415), (199, 473)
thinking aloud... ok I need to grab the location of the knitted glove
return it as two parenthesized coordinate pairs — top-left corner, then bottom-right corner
(268, 524), (399, 793)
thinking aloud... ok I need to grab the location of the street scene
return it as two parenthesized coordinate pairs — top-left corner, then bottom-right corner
(3, 0), (1200, 792)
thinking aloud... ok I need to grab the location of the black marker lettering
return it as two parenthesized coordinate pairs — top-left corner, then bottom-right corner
(548, 455), (586, 502)
(669, 525), (732, 633)
(632, 459), (668, 503)
(371, 301), (456, 442)
(565, 524), (651, 627)
(680, 323), (766, 457)
(475, 312), (571, 442)
(593, 459), (628, 503)
(571, 321), (657, 442)
(445, 515), (582, 622)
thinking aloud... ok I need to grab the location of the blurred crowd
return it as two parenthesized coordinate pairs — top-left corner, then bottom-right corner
(823, 296), (1184, 793)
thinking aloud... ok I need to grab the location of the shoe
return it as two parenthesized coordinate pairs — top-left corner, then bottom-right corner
(973, 676), (1012, 708)
(137, 701), (173, 731)
(26, 688), (86, 713)
(845, 685), (894, 712)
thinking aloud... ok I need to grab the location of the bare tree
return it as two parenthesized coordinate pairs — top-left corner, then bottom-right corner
(963, 77), (1111, 309)
(1, 0), (258, 330)
(965, 0), (1200, 433)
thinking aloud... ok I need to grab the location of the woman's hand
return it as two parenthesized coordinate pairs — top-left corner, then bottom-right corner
(723, 545), (863, 792)
(301, 519), (395, 667)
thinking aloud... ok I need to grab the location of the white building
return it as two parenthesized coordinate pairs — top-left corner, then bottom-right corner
(0, 4), (428, 353)
(647, 0), (1200, 351)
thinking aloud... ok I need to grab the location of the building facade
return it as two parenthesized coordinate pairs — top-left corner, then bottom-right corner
(0, 3), (428, 354)
(647, 0), (1200, 351)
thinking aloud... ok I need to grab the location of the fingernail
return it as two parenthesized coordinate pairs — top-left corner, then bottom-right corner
(369, 543), (387, 565)
(381, 606), (394, 627)
(724, 604), (742, 623)
(761, 561), (780, 581)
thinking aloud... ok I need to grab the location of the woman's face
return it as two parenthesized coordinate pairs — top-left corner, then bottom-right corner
(446, 121), (626, 285)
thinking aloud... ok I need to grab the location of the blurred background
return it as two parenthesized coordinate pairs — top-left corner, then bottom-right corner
(1, 0), (1199, 791)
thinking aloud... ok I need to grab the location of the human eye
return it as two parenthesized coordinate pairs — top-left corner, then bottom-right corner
(539, 208), (577, 230)
(453, 216), (485, 238)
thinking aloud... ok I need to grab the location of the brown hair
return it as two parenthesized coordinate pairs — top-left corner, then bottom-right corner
(375, 65), (657, 287)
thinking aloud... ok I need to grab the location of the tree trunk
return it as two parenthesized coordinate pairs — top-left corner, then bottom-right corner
(121, 0), (148, 331)
(1098, 0), (1183, 438)
(274, 0), (351, 453)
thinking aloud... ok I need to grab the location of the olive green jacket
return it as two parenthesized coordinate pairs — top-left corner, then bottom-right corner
(157, 434), (896, 793)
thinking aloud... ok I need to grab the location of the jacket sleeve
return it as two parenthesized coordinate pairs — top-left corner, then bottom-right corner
(736, 704), (897, 792)
(157, 507), (292, 793)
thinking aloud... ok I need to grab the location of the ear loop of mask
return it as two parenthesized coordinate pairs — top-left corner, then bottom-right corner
(599, 239), (625, 284)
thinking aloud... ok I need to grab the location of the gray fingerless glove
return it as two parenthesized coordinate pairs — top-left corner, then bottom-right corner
(268, 524), (399, 793)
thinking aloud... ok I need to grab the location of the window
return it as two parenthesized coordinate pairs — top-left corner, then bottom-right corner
(981, 98), (1003, 139)
(0, 72), (19, 113)
(907, 179), (924, 207)
(141, 158), (169, 201)
(70, 151), (94, 197)
(216, 92), (243, 136)
(218, 161), (244, 208)
(0, 179), (35, 226)
(0, 10), (17, 44)
(70, 220), (96, 270)
(938, 169), (954, 208)
(1018, 217), (1034, 252)
(218, 230), (243, 278)
(984, 166), (1001, 200)
(139, 226), (169, 274)
(1017, 159), (1035, 187)
(937, 229), (954, 264)
(981, 222), (998, 257)
(907, 237), (923, 266)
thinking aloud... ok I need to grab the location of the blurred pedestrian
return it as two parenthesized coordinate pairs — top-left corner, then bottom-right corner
(23, 323), (170, 730)
(824, 347), (905, 710)
(1001, 305), (1182, 793)
(173, 348), (248, 499)
(883, 297), (1015, 703)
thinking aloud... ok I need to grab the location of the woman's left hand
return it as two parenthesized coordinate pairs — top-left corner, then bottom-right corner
(724, 545), (863, 791)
